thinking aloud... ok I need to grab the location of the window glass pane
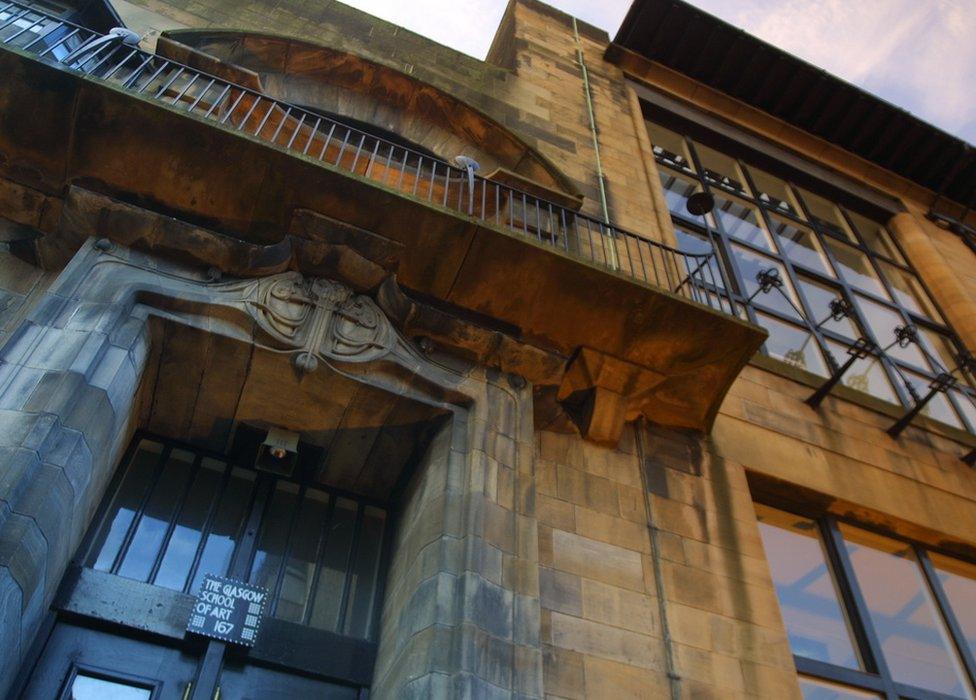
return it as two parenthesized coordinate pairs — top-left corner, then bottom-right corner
(188, 467), (255, 595)
(730, 244), (802, 320)
(823, 239), (890, 300)
(69, 674), (152, 700)
(825, 340), (898, 405)
(846, 211), (905, 263)
(797, 277), (858, 339)
(308, 497), (359, 632)
(952, 390), (976, 432)
(116, 449), (195, 582)
(930, 552), (976, 661)
(153, 457), (225, 592)
(797, 187), (854, 240)
(799, 677), (881, 700)
(90, 440), (163, 572)
(770, 215), (833, 276)
(276, 489), (332, 624)
(343, 506), (387, 639)
(249, 481), (302, 598)
(674, 227), (727, 291)
(746, 166), (801, 217)
(659, 170), (708, 222)
(903, 370), (964, 429)
(918, 327), (960, 374)
(853, 295), (929, 369)
(758, 313), (828, 377)
(714, 194), (775, 251)
(755, 505), (861, 668)
(877, 260), (942, 321)
(694, 142), (750, 197)
(839, 525), (973, 698)
(646, 121), (695, 173)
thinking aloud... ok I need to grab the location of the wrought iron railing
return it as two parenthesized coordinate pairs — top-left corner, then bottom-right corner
(0, 0), (737, 315)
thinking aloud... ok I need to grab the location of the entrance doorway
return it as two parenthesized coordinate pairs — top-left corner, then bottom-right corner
(14, 432), (392, 699)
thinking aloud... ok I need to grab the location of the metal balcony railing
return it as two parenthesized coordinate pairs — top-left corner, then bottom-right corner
(0, 0), (738, 315)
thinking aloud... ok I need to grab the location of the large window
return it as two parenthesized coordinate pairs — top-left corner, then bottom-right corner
(756, 504), (976, 699)
(648, 119), (976, 434)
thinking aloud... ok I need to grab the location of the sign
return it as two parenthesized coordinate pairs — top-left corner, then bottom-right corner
(186, 575), (268, 646)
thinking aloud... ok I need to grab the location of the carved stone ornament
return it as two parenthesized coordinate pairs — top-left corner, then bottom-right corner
(224, 272), (397, 372)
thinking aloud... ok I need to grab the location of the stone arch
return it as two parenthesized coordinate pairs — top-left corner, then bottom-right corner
(156, 28), (580, 202)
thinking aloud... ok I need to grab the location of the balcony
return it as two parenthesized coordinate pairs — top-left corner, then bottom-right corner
(0, 1), (765, 440)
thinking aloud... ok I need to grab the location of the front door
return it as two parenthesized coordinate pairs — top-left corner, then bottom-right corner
(13, 433), (390, 699)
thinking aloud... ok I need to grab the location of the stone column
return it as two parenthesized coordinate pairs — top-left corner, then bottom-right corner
(0, 241), (150, 693)
(888, 211), (976, 351)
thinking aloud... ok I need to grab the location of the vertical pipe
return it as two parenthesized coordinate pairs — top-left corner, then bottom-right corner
(572, 17), (617, 270)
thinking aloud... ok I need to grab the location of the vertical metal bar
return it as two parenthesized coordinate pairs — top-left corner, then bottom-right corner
(170, 72), (200, 105)
(183, 461), (235, 594)
(102, 49), (139, 81)
(363, 139), (381, 179)
(333, 128), (352, 167)
(302, 116), (321, 155)
(147, 454), (203, 584)
(252, 99), (276, 136)
(301, 494), (337, 627)
(269, 106), (292, 143)
(0, 7), (33, 33)
(22, 21), (66, 50)
(37, 27), (81, 57)
(442, 166), (452, 208)
(480, 177), (487, 220)
(428, 161), (437, 201)
(348, 133), (367, 172)
(152, 66), (184, 99)
(6, 14), (47, 42)
(383, 144), (396, 184)
(285, 111), (307, 149)
(560, 209), (569, 251)
(495, 184), (501, 226)
(546, 204), (556, 245)
(217, 88), (246, 124)
(335, 503), (366, 635)
(234, 95), (262, 131)
(635, 237), (649, 283)
(268, 486), (307, 617)
(411, 156), (422, 197)
(202, 84), (229, 119)
(110, 445), (172, 575)
(185, 78), (216, 112)
(396, 149), (409, 191)
(316, 122), (337, 161)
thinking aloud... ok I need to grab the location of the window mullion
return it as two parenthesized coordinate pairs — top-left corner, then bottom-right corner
(916, 547), (976, 694)
(819, 516), (898, 697)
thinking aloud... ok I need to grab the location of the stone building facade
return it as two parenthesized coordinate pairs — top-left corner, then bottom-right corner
(1, 0), (975, 698)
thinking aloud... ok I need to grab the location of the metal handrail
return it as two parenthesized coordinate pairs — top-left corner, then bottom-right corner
(0, 0), (737, 315)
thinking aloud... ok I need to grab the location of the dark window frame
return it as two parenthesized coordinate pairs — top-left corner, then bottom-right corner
(756, 501), (976, 700)
(648, 114), (976, 435)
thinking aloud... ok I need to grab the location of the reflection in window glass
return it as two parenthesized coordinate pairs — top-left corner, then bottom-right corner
(877, 260), (941, 321)
(822, 239), (890, 300)
(931, 552), (976, 661)
(853, 295), (929, 369)
(755, 506), (861, 668)
(275, 489), (332, 624)
(839, 525), (974, 698)
(797, 187), (853, 240)
(69, 674), (152, 700)
(758, 313), (827, 376)
(825, 340), (898, 405)
(770, 215), (833, 276)
(797, 278), (858, 339)
(659, 171), (706, 221)
(847, 211), (905, 263)
(188, 467), (255, 595)
(309, 498), (359, 633)
(799, 677), (881, 700)
(918, 327), (960, 374)
(714, 195), (774, 251)
(747, 165), (800, 216)
(903, 370), (963, 429)
(646, 121), (694, 172)
(731, 245), (802, 320)
(695, 142), (750, 196)
(344, 506), (387, 638)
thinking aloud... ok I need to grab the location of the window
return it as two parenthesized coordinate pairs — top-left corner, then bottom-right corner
(646, 118), (976, 434)
(86, 438), (390, 641)
(756, 504), (976, 699)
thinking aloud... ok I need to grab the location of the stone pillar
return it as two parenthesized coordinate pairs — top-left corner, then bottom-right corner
(0, 242), (150, 693)
(888, 211), (976, 351)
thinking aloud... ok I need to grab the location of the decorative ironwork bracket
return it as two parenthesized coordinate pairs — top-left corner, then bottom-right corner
(806, 338), (877, 409)
(887, 372), (956, 438)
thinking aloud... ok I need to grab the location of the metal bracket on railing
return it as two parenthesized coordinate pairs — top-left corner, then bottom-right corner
(806, 337), (877, 408)
(60, 26), (139, 67)
(453, 155), (480, 216)
(887, 372), (957, 438)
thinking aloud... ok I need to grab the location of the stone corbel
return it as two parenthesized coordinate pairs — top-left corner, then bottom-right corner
(557, 347), (666, 445)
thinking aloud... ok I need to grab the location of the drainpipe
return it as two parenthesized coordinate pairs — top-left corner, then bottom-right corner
(572, 18), (618, 270)
(636, 419), (681, 700)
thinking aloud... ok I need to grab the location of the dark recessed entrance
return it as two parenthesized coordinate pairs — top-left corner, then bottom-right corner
(13, 422), (441, 699)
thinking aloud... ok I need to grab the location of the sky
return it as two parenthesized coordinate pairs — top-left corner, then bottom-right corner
(339, 0), (976, 145)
